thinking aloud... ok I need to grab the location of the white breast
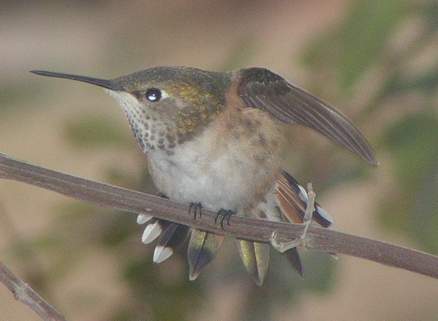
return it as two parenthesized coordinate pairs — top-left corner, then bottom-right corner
(147, 113), (282, 214)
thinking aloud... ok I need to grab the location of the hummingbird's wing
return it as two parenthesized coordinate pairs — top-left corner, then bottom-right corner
(237, 68), (377, 165)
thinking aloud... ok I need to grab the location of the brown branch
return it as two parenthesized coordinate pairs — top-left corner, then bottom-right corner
(0, 152), (438, 279)
(0, 261), (67, 321)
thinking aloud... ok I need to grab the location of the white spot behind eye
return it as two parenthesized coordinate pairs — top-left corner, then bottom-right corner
(160, 89), (169, 99)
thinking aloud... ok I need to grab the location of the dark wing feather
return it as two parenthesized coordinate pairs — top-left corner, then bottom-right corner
(237, 68), (377, 165)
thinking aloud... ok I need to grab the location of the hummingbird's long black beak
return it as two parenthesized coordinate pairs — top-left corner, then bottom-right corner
(30, 70), (122, 90)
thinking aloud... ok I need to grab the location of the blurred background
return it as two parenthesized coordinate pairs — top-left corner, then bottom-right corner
(1, 0), (437, 320)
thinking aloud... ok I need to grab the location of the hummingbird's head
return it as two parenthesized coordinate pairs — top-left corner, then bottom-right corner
(32, 67), (230, 153)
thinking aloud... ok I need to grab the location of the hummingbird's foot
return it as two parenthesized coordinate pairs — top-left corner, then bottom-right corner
(189, 202), (203, 220)
(271, 183), (316, 252)
(270, 231), (301, 253)
(215, 209), (235, 229)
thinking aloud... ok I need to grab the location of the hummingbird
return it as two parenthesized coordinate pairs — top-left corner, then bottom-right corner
(32, 66), (376, 285)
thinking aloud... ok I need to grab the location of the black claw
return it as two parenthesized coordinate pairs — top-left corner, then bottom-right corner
(189, 202), (203, 220)
(214, 212), (220, 224)
(220, 215), (226, 229)
(215, 209), (234, 230)
(197, 203), (203, 218)
(226, 213), (232, 226)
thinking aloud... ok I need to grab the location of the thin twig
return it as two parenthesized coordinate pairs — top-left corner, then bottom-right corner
(0, 261), (67, 321)
(0, 152), (437, 279)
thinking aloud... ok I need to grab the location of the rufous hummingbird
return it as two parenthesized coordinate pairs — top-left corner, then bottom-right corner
(32, 66), (376, 285)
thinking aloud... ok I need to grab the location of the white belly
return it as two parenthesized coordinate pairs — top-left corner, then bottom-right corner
(147, 112), (284, 214)
(148, 143), (270, 212)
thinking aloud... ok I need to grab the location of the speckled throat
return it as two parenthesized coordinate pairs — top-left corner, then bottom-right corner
(106, 90), (181, 153)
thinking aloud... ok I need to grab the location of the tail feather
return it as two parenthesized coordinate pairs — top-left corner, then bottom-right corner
(278, 171), (334, 227)
(187, 229), (224, 281)
(284, 248), (303, 277)
(140, 218), (163, 244)
(274, 170), (334, 276)
(138, 213), (189, 263)
(137, 213), (153, 224)
(153, 222), (189, 263)
(235, 240), (270, 286)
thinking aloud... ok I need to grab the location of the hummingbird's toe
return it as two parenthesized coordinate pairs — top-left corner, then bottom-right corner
(215, 209), (235, 229)
(189, 202), (203, 220)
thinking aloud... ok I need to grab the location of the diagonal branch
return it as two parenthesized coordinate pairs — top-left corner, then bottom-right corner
(0, 152), (437, 279)
(0, 261), (67, 321)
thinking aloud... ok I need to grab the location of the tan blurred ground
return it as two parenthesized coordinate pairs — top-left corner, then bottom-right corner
(1, 1), (438, 321)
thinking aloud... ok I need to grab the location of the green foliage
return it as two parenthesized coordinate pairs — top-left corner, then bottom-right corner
(336, 0), (407, 90)
(303, 0), (408, 92)
(382, 114), (438, 187)
(384, 64), (438, 95)
(379, 114), (438, 251)
(421, 1), (438, 31)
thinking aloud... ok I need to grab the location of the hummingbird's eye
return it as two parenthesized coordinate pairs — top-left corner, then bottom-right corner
(145, 88), (161, 102)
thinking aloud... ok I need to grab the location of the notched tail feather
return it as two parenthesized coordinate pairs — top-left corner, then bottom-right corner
(154, 222), (190, 263)
(187, 230), (224, 281)
(137, 215), (189, 263)
(140, 218), (163, 244)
